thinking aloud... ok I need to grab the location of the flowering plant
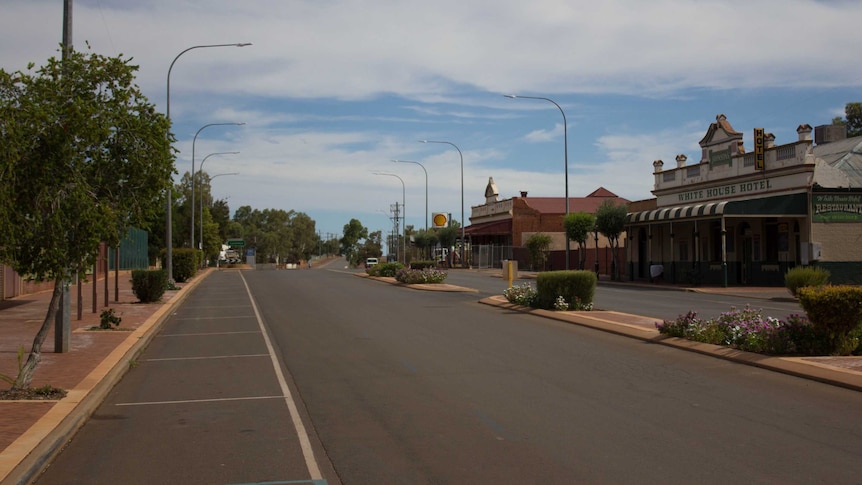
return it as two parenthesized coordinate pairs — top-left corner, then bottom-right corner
(395, 267), (448, 284)
(553, 295), (569, 311)
(655, 305), (826, 355)
(503, 283), (538, 307)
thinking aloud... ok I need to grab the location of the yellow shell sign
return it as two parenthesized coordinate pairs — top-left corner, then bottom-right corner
(432, 212), (449, 228)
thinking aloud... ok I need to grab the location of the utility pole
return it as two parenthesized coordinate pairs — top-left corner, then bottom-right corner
(54, 0), (74, 353)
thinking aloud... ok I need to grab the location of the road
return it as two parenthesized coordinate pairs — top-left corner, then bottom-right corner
(35, 266), (862, 484)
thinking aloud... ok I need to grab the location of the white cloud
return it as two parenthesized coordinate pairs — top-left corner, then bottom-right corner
(5, 0), (862, 236)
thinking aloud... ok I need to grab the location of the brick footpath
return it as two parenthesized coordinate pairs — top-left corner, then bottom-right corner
(0, 270), (200, 484)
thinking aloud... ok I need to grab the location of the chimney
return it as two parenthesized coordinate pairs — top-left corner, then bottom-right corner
(797, 124), (813, 142)
(653, 159), (664, 173)
(814, 124), (847, 145)
(675, 154), (687, 169)
(520, 191), (528, 197)
(766, 133), (776, 148)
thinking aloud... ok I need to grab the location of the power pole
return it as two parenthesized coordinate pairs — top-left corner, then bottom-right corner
(54, 0), (74, 353)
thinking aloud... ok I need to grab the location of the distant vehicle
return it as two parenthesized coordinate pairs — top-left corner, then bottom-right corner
(365, 258), (379, 267)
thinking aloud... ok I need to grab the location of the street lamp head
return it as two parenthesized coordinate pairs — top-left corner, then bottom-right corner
(503, 94), (518, 98)
(236, 43), (253, 47)
(211, 171), (240, 178)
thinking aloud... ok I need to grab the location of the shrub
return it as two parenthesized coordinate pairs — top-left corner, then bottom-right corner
(797, 285), (862, 355)
(409, 260), (437, 270)
(0, 346), (26, 387)
(656, 306), (854, 356)
(503, 282), (538, 307)
(656, 311), (703, 339)
(395, 267), (448, 284)
(99, 308), (122, 329)
(131, 269), (168, 303)
(367, 262), (404, 277)
(535, 270), (596, 310)
(785, 266), (830, 297)
(780, 313), (831, 356)
(169, 248), (200, 283)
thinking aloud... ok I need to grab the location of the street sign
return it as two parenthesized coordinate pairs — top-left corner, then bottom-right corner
(227, 239), (245, 247)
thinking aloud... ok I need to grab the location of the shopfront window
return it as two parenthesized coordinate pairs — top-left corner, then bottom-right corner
(765, 220), (779, 262)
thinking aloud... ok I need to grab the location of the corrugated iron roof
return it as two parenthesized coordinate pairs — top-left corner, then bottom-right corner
(815, 136), (862, 187)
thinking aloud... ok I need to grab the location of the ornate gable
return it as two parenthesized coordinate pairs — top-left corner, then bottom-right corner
(484, 177), (499, 203)
(698, 114), (745, 167)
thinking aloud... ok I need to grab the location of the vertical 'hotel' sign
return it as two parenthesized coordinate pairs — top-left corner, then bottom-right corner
(754, 128), (765, 170)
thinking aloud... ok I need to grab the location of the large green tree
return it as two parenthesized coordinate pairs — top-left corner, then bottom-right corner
(359, 230), (384, 262)
(832, 102), (862, 137)
(0, 48), (174, 388)
(340, 219), (369, 266)
(594, 200), (628, 281)
(564, 211), (596, 270)
(227, 206), (319, 264)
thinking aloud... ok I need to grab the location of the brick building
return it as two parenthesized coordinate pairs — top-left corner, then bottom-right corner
(465, 177), (630, 272)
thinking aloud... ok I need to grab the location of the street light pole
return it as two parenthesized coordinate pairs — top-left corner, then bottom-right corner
(191, 123), (243, 251)
(419, 140), (465, 268)
(199, 152), (239, 258)
(504, 94), (570, 270)
(373, 172), (406, 264)
(392, 160), (428, 232)
(166, 42), (251, 282)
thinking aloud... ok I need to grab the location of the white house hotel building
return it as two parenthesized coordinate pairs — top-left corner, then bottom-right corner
(625, 114), (862, 287)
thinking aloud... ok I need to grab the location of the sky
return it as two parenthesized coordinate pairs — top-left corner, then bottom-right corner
(3, 0), (862, 240)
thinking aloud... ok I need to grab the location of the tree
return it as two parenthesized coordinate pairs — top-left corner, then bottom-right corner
(322, 237), (340, 256)
(436, 226), (459, 267)
(413, 229), (439, 260)
(564, 212), (596, 270)
(340, 219), (368, 266)
(359, 230), (384, 262)
(594, 200), (628, 281)
(525, 233), (553, 271)
(0, 47), (174, 388)
(832, 102), (862, 138)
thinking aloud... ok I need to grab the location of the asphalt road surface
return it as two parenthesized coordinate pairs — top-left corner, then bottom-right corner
(36, 266), (862, 484)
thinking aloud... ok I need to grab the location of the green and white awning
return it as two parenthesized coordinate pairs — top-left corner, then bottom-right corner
(627, 201), (729, 223)
(626, 193), (808, 224)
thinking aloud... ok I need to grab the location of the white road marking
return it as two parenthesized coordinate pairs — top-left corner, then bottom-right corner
(144, 354), (270, 362)
(239, 271), (323, 480)
(170, 315), (257, 321)
(158, 331), (262, 337)
(116, 395), (284, 406)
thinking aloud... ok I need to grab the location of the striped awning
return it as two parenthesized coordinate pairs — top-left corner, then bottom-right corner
(627, 201), (729, 223)
(626, 193), (809, 224)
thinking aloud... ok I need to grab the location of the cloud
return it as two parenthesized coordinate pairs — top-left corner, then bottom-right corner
(5, 0), (862, 237)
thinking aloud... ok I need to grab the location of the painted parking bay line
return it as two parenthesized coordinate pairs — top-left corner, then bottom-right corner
(239, 271), (323, 481)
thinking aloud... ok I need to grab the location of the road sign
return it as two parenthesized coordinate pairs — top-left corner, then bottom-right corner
(227, 239), (245, 247)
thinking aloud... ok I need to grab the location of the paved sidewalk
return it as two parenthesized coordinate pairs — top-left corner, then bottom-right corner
(478, 295), (862, 391)
(0, 269), (211, 485)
